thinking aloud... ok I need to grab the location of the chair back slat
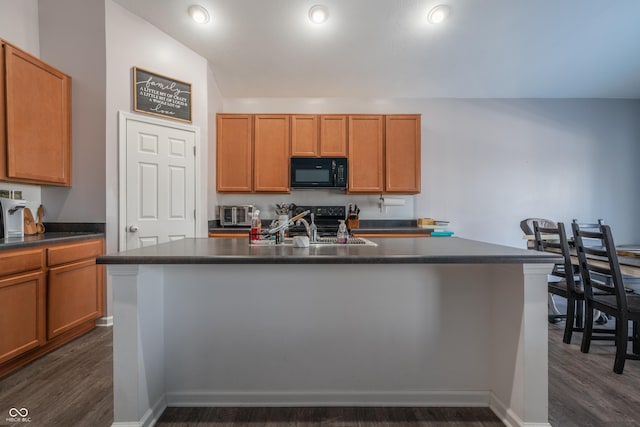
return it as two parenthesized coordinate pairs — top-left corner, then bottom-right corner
(582, 247), (608, 259)
(572, 219), (605, 246)
(571, 222), (627, 311)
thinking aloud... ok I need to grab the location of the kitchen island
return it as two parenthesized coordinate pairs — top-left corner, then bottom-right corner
(98, 237), (560, 427)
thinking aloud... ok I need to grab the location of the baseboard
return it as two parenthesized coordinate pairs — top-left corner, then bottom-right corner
(96, 316), (113, 327)
(489, 393), (551, 427)
(111, 394), (166, 427)
(166, 390), (491, 407)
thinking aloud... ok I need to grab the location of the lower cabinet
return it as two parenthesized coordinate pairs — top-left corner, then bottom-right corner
(0, 271), (46, 364)
(0, 238), (104, 378)
(48, 259), (99, 339)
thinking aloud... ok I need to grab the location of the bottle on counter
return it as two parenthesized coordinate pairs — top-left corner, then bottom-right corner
(250, 209), (261, 241)
(336, 219), (348, 244)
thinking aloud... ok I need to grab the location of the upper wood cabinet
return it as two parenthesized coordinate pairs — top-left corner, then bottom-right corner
(291, 115), (318, 157)
(254, 114), (290, 192)
(216, 114), (253, 192)
(291, 114), (347, 157)
(319, 115), (347, 157)
(216, 113), (420, 194)
(348, 115), (384, 193)
(0, 40), (72, 186)
(385, 115), (421, 194)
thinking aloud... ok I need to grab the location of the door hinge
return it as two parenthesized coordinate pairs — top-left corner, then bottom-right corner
(193, 146), (196, 156)
(194, 209), (196, 219)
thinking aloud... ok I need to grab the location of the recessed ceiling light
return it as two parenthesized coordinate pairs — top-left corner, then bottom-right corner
(188, 5), (210, 24)
(427, 5), (450, 24)
(309, 5), (329, 24)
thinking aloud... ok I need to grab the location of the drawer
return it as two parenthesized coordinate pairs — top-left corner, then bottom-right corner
(0, 248), (45, 277)
(47, 239), (103, 267)
(209, 232), (248, 238)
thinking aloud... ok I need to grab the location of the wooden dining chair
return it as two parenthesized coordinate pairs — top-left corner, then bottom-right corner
(533, 221), (583, 343)
(572, 222), (640, 374)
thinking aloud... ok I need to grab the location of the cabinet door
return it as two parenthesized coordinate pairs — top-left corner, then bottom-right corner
(291, 115), (318, 157)
(385, 115), (421, 193)
(0, 271), (46, 364)
(216, 114), (253, 192)
(348, 115), (384, 193)
(2, 42), (71, 186)
(254, 115), (290, 192)
(319, 115), (347, 157)
(47, 259), (99, 339)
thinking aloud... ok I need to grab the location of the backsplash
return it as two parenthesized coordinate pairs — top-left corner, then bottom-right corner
(216, 190), (415, 220)
(0, 182), (41, 215)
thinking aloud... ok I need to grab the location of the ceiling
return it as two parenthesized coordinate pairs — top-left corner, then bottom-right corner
(113, 0), (640, 99)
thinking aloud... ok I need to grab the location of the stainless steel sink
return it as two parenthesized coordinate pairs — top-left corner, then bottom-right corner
(250, 236), (377, 247)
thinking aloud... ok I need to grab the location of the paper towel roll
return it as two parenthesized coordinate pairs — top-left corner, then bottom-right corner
(381, 197), (405, 206)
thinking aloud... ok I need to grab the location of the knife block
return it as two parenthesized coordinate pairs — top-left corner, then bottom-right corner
(347, 217), (359, 229)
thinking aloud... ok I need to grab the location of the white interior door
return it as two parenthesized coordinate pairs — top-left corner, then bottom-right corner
(121, 114), (196, 250)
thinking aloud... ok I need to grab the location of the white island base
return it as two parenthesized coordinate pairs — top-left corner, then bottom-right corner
(109, 262), (551, 427)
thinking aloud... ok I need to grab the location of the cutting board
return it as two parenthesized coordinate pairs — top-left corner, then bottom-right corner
(23, 208), (38, 235)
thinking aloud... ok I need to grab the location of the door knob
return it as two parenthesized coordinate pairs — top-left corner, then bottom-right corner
(128, 225), (139, 232)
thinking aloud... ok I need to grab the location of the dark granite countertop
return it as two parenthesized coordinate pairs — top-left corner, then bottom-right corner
(98, 237), (560, 265)
(0, 232), (105, 251)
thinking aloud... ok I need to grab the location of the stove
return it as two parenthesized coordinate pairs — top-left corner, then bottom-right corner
(289, 205), (346, 237)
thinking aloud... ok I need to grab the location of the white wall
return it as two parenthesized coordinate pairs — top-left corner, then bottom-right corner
(105, 0), (210, 254)
(222, 98), (640, 247)
(0, 0), (39, 55)
(0, 0), (42, 211)
(38, 0), (107, 223)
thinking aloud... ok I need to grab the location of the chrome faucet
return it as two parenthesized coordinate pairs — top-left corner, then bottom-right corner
(296, 218), (311, 240)
(267, 210), (310, 244)
(310, 213), (318, 243)
(294, 213), (318, 243)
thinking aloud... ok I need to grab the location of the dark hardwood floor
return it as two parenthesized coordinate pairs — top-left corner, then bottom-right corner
(0, 326), (113, 427)
(2, 316), (640, 427)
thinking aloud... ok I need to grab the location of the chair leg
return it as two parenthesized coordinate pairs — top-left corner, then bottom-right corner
(614, 317), (629, 374)
(633, 321), (640, 355)
(576, 300), (584, 329)
(563, 295), (576, 344)
(581, 303), (595, 353)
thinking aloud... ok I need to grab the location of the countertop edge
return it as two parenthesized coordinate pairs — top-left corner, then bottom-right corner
(97, 237), (562, 266)
(0, 232), (105, 251)
(97, 254), (561, 265)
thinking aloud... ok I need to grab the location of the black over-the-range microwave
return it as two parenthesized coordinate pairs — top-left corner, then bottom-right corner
(290, 157), (348, 189)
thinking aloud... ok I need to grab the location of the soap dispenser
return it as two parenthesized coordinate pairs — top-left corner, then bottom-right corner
(336, 219), (348, 244)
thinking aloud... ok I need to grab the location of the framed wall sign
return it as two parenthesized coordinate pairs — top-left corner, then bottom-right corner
(133, 67), (192, 123)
